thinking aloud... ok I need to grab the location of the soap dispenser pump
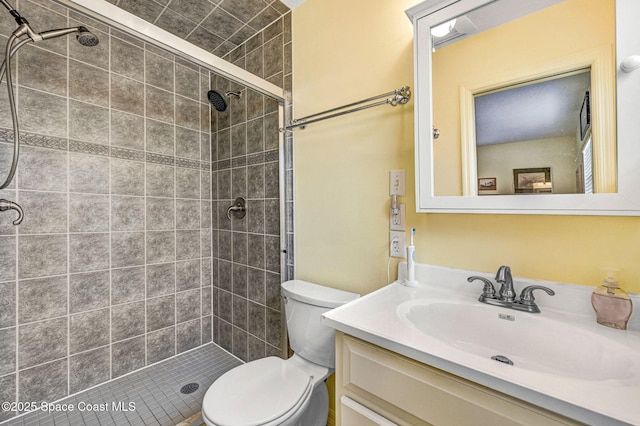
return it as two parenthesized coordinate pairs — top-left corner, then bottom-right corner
(591, 268), (633, 330)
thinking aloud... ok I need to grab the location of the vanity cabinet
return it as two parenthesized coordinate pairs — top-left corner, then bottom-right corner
(334, 332), (581, 426)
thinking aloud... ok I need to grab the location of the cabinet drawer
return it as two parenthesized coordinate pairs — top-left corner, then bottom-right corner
(340, 396), (398, 426)
(340, 334), (578, 426)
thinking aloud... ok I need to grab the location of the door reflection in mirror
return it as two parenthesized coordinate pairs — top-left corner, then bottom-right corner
(474, 71), (592, 195)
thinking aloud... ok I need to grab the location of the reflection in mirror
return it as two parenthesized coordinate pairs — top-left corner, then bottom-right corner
(430, 0), (616, 197)
(474, 71), (592, 195)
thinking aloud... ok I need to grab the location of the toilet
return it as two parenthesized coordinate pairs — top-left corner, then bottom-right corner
(202, 280), (359, 426)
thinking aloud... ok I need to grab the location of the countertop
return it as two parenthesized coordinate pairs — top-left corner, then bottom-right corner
(322, 263), (640, 425)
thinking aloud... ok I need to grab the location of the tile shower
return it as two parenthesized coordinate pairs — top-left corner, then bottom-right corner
(0, 0), (293, 423)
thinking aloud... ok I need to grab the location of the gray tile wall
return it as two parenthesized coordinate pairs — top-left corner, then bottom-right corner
(0, 0), (293, 422)
(210, 15), (293, 362)
(0, 0), (217, 421)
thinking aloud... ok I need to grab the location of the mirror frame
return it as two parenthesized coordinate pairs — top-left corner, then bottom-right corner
(406, 0), (640, 215)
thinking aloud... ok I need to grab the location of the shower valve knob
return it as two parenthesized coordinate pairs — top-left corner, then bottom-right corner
(226, 197), (246, 220)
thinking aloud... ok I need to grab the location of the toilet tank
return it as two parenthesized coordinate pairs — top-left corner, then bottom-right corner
(281, 280), (359, 369)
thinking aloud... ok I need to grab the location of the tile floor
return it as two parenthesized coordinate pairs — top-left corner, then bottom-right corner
(1, 344), (242, 426)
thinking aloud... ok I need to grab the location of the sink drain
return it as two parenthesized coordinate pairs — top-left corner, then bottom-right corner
(180, 383), (200, 394)
(491, 355), (514, 366)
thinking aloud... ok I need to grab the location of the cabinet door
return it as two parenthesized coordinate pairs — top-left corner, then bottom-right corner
(340, 396), (399, 426)
(339, 334), (579, 426)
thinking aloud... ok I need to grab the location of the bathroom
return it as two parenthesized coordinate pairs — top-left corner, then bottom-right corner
(1, 0), (639, 425)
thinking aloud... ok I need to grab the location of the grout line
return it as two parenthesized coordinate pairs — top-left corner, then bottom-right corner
(107, 25), (114, 383)
(142, 39), (149, 368)
(65, 7), (72, 398)
(172, 51), (178, 359)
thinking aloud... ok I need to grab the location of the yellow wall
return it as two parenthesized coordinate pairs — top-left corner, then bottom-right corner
(292, 0), (640, 296)
(292, 3), (640, 420)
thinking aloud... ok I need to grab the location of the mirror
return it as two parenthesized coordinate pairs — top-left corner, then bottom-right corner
(473, 70), (593, 196)
(407, 0), (640, 215)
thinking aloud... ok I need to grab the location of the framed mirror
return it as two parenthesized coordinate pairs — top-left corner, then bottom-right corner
(406, 0), (640, 215)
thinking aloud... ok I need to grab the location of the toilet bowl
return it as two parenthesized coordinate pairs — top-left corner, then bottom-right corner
(202, 280), (359, 426)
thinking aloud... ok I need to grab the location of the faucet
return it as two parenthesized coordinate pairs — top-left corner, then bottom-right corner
(495, 265), (516, 302)
(467, 265), (555, 313)
(0, 199), (23, 225)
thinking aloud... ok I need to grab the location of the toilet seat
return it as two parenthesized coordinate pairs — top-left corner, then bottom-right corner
(202, 356), (314, 426)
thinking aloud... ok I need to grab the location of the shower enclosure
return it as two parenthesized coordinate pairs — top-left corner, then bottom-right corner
(0, 0), (293, 421)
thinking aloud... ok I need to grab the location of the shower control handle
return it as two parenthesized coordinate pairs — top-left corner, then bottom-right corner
(226, 197), (246, 220)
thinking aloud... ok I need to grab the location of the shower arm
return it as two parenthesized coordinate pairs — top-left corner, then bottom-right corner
(280, 86), (411, 132)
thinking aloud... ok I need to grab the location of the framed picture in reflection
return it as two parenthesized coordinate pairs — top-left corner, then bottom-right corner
(478, 177), (496, 191)
(513, 168), (551, 193)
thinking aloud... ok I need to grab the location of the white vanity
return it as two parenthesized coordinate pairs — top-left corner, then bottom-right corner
(322, 264), (640, 425)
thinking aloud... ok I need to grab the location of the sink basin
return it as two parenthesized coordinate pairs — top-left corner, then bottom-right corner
(397, 299), (637, 381)
(323, 265), (640, 425)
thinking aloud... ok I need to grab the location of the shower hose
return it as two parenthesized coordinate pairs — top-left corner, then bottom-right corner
(0, 32), (32, 190)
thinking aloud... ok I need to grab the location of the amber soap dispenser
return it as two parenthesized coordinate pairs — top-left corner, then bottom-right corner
(591, 268), (633, 330)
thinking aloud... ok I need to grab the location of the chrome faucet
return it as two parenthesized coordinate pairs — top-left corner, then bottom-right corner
(0, 198), (23, 225)
(468, 265), (555, 313)
(495, 265), (516, 302)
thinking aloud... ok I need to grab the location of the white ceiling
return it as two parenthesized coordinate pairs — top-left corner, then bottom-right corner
(433, 0), (563, 49)
(474, 72), (591, 146)
(280, 0), (306, 9)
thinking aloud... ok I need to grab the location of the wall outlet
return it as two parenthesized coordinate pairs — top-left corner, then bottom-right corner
(389, 170), (406, 196)
(390, 203), (405, 231)
(390, 231), (406, 258)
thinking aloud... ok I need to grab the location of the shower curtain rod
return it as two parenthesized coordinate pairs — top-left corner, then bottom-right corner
(280, 86), (411, 132)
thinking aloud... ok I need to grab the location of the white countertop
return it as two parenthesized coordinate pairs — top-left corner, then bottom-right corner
(322, 263), (640, 425)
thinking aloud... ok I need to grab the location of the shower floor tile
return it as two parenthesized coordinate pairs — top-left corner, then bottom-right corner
(2, 343), (242, 426)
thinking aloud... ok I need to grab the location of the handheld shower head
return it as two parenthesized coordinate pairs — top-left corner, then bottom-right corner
(76, 27), (99, 47)
(38, 26), (99, 46)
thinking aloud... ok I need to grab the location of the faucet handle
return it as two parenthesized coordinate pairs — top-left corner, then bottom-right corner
(519, 285), (555, 311)
(467, 276), (497, 302)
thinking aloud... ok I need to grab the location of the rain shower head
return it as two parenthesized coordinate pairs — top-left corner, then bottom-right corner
(207, 90), (242, 112)
(208, 90), (227, 112)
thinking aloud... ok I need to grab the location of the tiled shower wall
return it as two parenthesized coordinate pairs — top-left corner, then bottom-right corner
(0, 0), (293, 421)
(0, 0), (217, 421)
(210, 14), (293, 362)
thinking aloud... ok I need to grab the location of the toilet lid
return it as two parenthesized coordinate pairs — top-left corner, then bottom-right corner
(203, 356), (312, 426)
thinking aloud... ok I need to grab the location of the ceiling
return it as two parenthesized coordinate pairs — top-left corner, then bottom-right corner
(474, 72), (591, 146)
(280, 0), (306, 8)
(432, 0), (563, 49)
(109, 0), (291, 57)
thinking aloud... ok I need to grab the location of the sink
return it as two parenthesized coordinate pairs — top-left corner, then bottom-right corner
(323, 265), (640, 425)
(397, 299), (637, 381)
